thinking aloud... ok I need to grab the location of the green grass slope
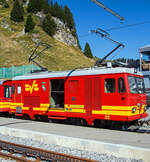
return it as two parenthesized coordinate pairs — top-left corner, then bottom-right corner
(0, 1), (94, 71)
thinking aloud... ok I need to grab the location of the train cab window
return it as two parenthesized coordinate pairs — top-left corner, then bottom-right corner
(128, 76), (138, 93)
(17, 85), (21, 94)
(118, 78), (126, 93)
(128, 76), (145, 94)
(136, 77), (145, 93)
(105, 78), (115, 93)
(4, 86), (11, 98)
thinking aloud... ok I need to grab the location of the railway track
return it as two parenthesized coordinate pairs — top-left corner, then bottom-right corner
(125, 118), (150, 133)
(127, 124), (150, 134)
(0, 139), (97, 162)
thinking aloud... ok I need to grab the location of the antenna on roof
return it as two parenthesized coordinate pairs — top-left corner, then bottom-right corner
(91, 0), (124, 22)
(91, 28), (125, 66)
(29, 42), (51, 72)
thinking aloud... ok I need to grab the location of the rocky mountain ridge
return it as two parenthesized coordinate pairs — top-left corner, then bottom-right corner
(35, 11), (78, 47)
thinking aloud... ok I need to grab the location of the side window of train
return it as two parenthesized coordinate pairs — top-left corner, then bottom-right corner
(4, 86), (11, 98)
(118, 78), (126, 93)
(105, 78), (115, 93)
(17, 85), (21, 94)
(12, 84), (15, 94)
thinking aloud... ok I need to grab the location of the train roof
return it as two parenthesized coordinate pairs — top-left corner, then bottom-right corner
(0, 80), (5, 85)
(0, 80), (11, 85)
(139, 45), (150, 54)
(12, 67), (143, 81)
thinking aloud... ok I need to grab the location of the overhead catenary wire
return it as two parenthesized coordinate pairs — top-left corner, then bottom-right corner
(79, 20), (150, 38)
(107, 20), (150, 31)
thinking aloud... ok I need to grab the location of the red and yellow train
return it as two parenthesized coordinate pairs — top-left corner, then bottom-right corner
(0, 66), (148, 126)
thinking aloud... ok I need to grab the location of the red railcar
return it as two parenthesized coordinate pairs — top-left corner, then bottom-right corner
(9, 67), (148, 125)
(0, 80), (12, 113)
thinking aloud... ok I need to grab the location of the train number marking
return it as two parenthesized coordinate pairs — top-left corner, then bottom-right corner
(105, 115), (110, 120)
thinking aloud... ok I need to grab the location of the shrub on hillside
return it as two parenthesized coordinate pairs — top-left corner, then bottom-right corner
(42, 13), (56, 37)
(0, 0), (4, 5)
(0, 0), (9, 8)
(3, 2), (9, 8)
(25, 15), (35, 33)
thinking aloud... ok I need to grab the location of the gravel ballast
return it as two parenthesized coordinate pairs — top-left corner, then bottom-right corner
(0, 134), (143, 162)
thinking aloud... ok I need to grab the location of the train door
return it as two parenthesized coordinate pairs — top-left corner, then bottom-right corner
(11, 83), (22, 114)
(84, 77), (102, 117)
(85, 78), (92, 117)
(104, 77), (117, 104)
(49, 79), (64, 108)
(15, 84), (22, 113)
(68, 79), (80, 106)
(117, 77), (127, 105)
(93, 78), (102, 110)
(10, 84), (15, 113)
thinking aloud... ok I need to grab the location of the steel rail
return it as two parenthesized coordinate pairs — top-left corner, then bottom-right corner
(0, 151), (32, 162)
(0, 139), (98, 162)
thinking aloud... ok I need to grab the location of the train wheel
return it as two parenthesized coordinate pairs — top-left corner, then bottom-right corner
(94, 120), (101, 127)
(110, 121), (116, 129)
(34, 115), (41, 121)
(80, 119), (87, 126)
(38, 115), (49, 122)
(67, 118), (87, 126)
(23, 114), (30, 120)
(113, 121), (122, 130)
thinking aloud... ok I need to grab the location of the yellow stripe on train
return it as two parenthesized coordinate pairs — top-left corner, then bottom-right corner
(64, 104), (84, 109)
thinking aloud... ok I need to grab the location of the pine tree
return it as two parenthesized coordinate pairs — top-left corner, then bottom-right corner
(25, 15), (35, 33)
(10, 0), (24, 22)
(49, 0), (54, 15)
(52, 2), (64, 21)
(42, 0), (50, 14)
(42, 13), (56, 37)
(64, 5), (78, 40)
(64, 6), (75, 31)
(27, 0), (42, 13)
(84, 42), (93, 58)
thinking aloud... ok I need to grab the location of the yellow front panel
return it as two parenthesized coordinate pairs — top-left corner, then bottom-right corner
(92, 105), (146, 116)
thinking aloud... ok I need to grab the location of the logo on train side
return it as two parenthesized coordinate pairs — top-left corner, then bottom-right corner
(25, 80), (39, 94)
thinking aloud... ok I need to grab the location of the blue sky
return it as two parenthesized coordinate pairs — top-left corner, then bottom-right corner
(50, 0), (150, 60)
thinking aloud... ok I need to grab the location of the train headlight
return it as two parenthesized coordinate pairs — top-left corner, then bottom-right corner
(132, 107), (136, 113)
(144, 106), (148, 111)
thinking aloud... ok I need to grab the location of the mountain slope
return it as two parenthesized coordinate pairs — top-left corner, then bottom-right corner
(0, 1), (94, 71)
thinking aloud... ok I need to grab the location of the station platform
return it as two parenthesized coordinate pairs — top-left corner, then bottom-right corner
(0, 117), (149, 161)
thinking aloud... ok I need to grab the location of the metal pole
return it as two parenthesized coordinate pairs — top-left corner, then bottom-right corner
(139, 51), (142, 72)
(91, 0), (124, 21)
